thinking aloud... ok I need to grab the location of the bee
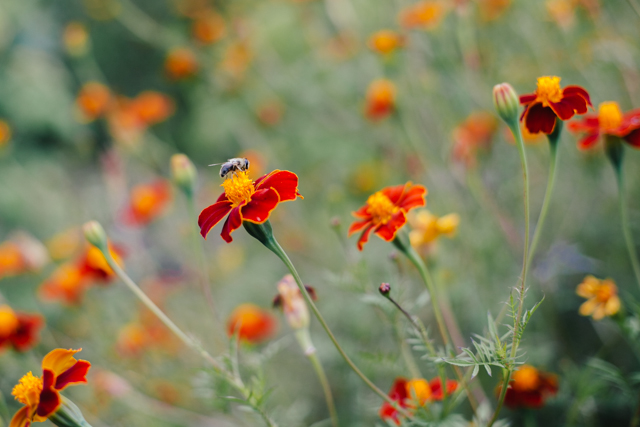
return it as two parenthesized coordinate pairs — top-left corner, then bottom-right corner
(209, 158), (250, 179)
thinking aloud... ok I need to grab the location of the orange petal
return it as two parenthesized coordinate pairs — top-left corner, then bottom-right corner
(9, 406), (30, 427)
(41, 348), (82, 378)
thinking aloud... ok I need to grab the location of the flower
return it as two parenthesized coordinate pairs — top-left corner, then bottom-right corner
(192, 10), (226, 45)
(0, 305), (43, 352)
(165, 48), (199, 80)
(219, 41), (252, 83)
(379, 378), (410, 425)
(500, 365), (559, 409)
(198, 170), (303, 243)
(398, 1), (449, 30)
(0, 233), (49, 280)
(123, 180), (172, 226)
(365, 79), (396, 121)
(130, 92), (175, 126)
(76, 82), (112, 122)
(226, 303), (277, 343)
(368, 30), (405, 55)
(452, 111), (498, 167)
(0, 120), (11, 147)
(348, 182), (427, 251)
(272, 275), (316, 330)
(256, 101), (284, 127)
(519, 76), (592, 134)
(568, 101), (640, 150)
(379, 377), (459, 424)
(478, 0), (512, 21)
(10, 348), (91, 427)
(576, 275), (621, 320)
(408, 209), (460, 252)
(63, 22), (89, 56)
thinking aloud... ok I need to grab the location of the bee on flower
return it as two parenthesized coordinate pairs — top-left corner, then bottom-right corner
(498, 365), (559, 409)
(122, 180), (172, 226)
(398, 0), (449, 30)
(364, 79), (397, 121)
(379, 377), (458, 424)
(227, 303), (277, 344)
(568, 101), (640, 150)
(368, 30), (405, 55)
(165, 48), (199, 80)
(0, 305), (43, 352)
(576, 275), (621, 320)
(408, 209), (460, 254)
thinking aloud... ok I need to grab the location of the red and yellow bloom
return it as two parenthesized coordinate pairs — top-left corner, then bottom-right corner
(500, 365), (558, 409)
(198, 170), (303, 243)
(10, 348), (91, 427)
(568, 101), (640, 150)
(368, 30), (405, 55)
(349, 182), (427, 250)
(0, 305), (43, 352)
(165, 48), (199, 80)
(379, 377), (458, 424)
(227, 303), (277, 344)
(123, 180), (172, 226)
(576, 275), (621, 320)
(519, 76), (591, 134)
(365, 79), (396, 121)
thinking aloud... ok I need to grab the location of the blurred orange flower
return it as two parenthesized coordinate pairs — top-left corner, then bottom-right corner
(165, 48), (199, 80)
(399, 1), (449, 30)
(408, 209), (459, 252)
(123, 180), (172, 226)
(219, 41), (252, 81)
(478, 0), (512, 21)
(0, 305), (43, 352)
(76, 82), (112, 122)
(0, 233), (49, 280)
(349, 182), (426, 250)
(568, 101), (640, 150)
(368, 30), (405, 55)
(576, 275), (621, 320)
(380, 377), (458, 424)
(227, 303), (277, 343)
(192, 10), (226, 44)
(365, 79), (396, 121)
(130, 91), (175, 126)
(0, 120), (11, 147)
(256, 101), (284, 127)
(63, 22), (89, 56)
(451, 111), (498, 167)
(500, 365), (559, 408)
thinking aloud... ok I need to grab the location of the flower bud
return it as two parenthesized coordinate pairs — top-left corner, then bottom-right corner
(379, 282), (391, 296)
(493, 83), (519, 125)
(83, 221), (107, 250)
(276, 274), (310, 330)
(170, 154), (197, 196)
(48, 396), (92, 427)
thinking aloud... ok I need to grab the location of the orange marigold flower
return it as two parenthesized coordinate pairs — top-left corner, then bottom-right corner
(123, 180), (172, 226)
(568, 101), (640, 150)
(451, 111), (498, 167)
(199, 170), (303, 243)
(368, 30), (405, 55)
(63, 22), (89, 56)
(130, 91), (174, 126)
(165, 48), (199, 80)
(76, 82), (112, 122)
(576, 275), (621, 320)
(478, 0), (512, 22)
(116, 323), (149, 356)
(226, 303), (277, 343)
(39, 263), (88, 305)
(499, 365), (559, 409)
(408, 209), (459, 252)
(0, 305), (43, 352)
(10, 348), (91, 427)
(379, 377), (458, 424)
(0, 120), (12, 147)
(519, 76), (592, 134)
(0, 233), (49, 280)
(192, 10), (226, 45)
(78, 243), (124, 281)
(349, 182), (427, 251)
(365, 79), (397, 121)
(398, 1), (448, 30)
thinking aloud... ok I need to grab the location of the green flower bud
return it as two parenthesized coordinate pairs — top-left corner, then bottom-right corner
(170, 154), (197, 197)
(493, 83), (519, 125)
(83, 221), (107, 250)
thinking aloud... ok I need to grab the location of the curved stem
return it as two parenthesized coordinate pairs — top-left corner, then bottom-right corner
(487, 369), (511, 427)
(308, 351), (340, 427)
(528, 142), (558, 267)
(616, 171), (640, 290)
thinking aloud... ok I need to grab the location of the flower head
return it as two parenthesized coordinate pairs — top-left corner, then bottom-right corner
(273, 275), (314, 330)
(165, 48), (199, 80)
(0, 305), (43, 352)
(130, 91), (175, 126)
(227, 303), (277, 343)
(76, 82), (112, 122)
(123, 180), (172, 226)
(0, 233), (49, 280)
(576, 275), (621, 320)
(368, 30), (405, 55)
(519, 76), (592, 134)
(10, 348), (90, 427)
(408, 209), (459, 253)
(192, 10), (226, 45)
(452, 111), (498, 167)
(349, 182), (427, 251)
(365, 79), (396, 121)
(568, 101), (640, 150)
(63, 22), (89, 56)
(0, 120), (11, 147)
(199, 170), (303, 243)
(379, 377), (458, 424)
(398, 1), (449, 30)
(500, 365), (559, 409)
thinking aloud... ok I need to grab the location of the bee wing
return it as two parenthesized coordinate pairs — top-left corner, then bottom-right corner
(208, 163), (224, 167)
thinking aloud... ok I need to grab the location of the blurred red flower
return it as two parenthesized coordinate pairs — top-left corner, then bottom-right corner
(568, 101), (640, 149)
(226, 303), (277, 343)
(0, 305), (43, 352)
(379, 377), (459, 424)
(165, 48), (199, 80)
(365, 79), (396, 121)
(499, 365), (559, 409)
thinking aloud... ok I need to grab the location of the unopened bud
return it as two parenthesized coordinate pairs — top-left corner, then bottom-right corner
(379, 283), (391, 296)
(493, 83), (519, 125)
(170, 154), (197, 196)
(83, 221), (107, 250)
(330, 216), (341, 228)
(276, 275), (310, 330)
(48, 396), (92, 427)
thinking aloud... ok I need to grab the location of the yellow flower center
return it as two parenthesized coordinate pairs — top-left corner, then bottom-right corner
(406, 379), (431, 405)
(535, 76), (563, 107)
(366, 192), (398, 225)
(512, 365), (540, 392)
(12, 372), (43, 406)
(598, 101), (623, 131)
(596, 281), (616, 302)
(0, 305), (19, 336)
(221, 171), (255, 208)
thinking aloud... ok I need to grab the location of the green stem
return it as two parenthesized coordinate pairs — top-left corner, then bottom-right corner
(616, 170), (640, 290)
(487, 369), (511, 427)
(307, 350), (340, 427)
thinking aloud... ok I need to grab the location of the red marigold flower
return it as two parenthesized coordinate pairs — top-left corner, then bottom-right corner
(519, 76), (592, 134)
(123, 180), (172, 226)
(429, 377), (458, 400)
(348, 182), (427, 251)
(499, 365), (559, 409)
(165, 48), (199, 80)
(568, 101), (640, 150)
(10, 348), (91, 427)
(365, 79), (397, 121)
(198, 170), (303, 243)
(0, 305), (43, 352)
(226, 303), (277, 344)
(379, 378), (411, 425)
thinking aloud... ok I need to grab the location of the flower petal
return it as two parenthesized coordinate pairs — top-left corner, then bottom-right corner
(624, 129), (640, 148)
(221, 206), (243, 243)
(54, 360), (91, 390)
(519, 93), (537, 104)
(348, 219), (372, 236)
(381, 184), (409, 205)
(352, 205), (370, 219)
(375, 211), (407, 242)
(579, 298), (598, 317)
(36, 370), (61, 418)
(562, 94), (589, 115)
(568, 116), (599, 132)
(42, 348), (82, 378)
(397, 185), (427, 211)
(563, 85), (592, 107)
(356, 224), (375, 251)
(9, 406), (30, 427)
(255, 170), (302, 202)
(548, 99), (577, 121)
(577, 132), (600, 150)
(523, 103), (557, 134)
(198, 201), (233, 239)
(10, 313), (44, 352)
(241, 188), (280, 224)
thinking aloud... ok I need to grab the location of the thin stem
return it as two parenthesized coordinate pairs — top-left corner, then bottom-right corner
(487, 370), (511, 427)
(308, 352), (340, 427)
(267, 238), (414, 419)
(528, 142), (558, 267)
(616, 172), (640, 290)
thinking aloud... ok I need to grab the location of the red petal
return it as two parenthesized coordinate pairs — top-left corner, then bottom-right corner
(520, 104), (530, 121)
(624, 129), (640, 148)
(375, 211), (407, 242)
(519, 93), (537, 104)
(563, 94), (589, 115)
(567, 116), (599, 132)
(549, 99), (577, 120)
(524, 103), (557, 134)
(221, 207), (243, 243)
(381, 184), (407, 205)
(36, 370), (61, 418)
(352, 204), (370, 219)
(198, 201), (232, 239)
(55, 360), (91, 390)
(241, 188), (279, 224)
(379, 402), (401, 425)
(10, 313), (43, 352)
(216, 192), (230, 203)
(578, 132), (600, 150)
(255, 170), (302, 202)
(356, 224), (375, 251)
(348, 219), (371, 236)
(388, 378), (409, 402)
(396, 185), (426, 211)
(563, 85), (592, 107)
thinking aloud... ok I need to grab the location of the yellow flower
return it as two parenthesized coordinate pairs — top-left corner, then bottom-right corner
(576, 275), (621, 320)
(408, 209), (460, 250)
